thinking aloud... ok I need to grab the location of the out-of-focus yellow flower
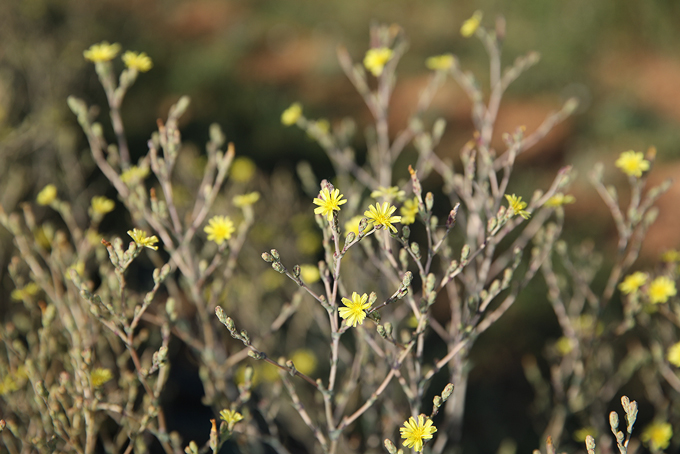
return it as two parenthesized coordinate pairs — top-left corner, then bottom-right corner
(230, 157), (256, 183)
(505, 194), (530, 219)
(120, 165), (150, 184)
(204, 216), (235, 245)
(641, 421), (672, 451)
(615, 150), (650, 178)
(667, 342), (680, 367)
(91, 368), (113, 387)
(291, 349), (317, 375)
(127, 228), (159, 250)
(37, 184), (57, 205)
(122, 51), (153, 72)
(461, 11), (483, 37)
(400, 197), (419, 225)
(425, 54), (455, 71)
(661, 249), (680, 263)
(0, 367), (27, 395)
(233, 192), (260, 208)
(555, 336), (574, 356)
(281, 102), (302, 126)
(371, 186), (405, 202)
(83, 41), (121, 63)
(648, 276), (677, 304)
(363, 48), (393, 77)
(573, 427), (597, 442)
(618, 272), (648, 295)
(545, 193), (576, 207)
(296, 230), (322, 255)
(91, 196), (115, 215)
(11, 282), (40, 301)
(344, 215), (364, 238)
(299, 264), (320, 284)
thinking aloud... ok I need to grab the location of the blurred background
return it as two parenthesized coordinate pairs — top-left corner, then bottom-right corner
(1, 0), (679, 452)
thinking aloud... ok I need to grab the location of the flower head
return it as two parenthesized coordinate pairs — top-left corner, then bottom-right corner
(615, 150), (650, 178)
(668, 342), (680, 367)
(648, 276), (677, 304)
(400, 415), (437, 452)
(363, 47), (393, 77)
(83, 41), (121, 63)
(233, 192), (260, 208)
(120, 165), (150, 184)
(91, 368), (113, 387)
(313, 188), (347, 222)
(364, 202), (401, 233)
(371, 186), (405, 202)
(90, 196), (115, 215)
(344, 215), (364, 238)
(204, 216), (235, 245)
(219, 409), (243, 430)
(545, 193), (576, 207)
(425, 54), (455, 71)
(291, 349), (317, 375)
(339, 292), (371, 328)
(400, 197), (419, 225)
(661, 249), (680, 263)
(618, 272), (648, 295)
(281, 102), (302, 126)
(122, 51), (153, 72)
(461, 11), (483, 37)
(11, 282), (40, 301)
(127, 228), (159, 250)
(37, 184), (57, 206)
(641, 421), (672, 451)
(505, 194), (530, 219)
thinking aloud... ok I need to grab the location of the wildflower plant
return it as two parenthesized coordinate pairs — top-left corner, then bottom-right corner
(1, 12), (679, 454)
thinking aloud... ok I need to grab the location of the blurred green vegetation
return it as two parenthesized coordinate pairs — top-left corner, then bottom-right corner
(2, 0), (680, 452)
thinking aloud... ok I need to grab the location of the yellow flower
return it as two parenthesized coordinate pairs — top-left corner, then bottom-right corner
(668, 342), (680, 367)
(363, 47), (393, 77)
(313, 188), (347, 222)
(615, 150), (650, 178)
(661, 249), (680, 263)
(505, 194), (531, 219)
(219, 409), (243, 430)
(204, 216), (235, 245)
(461, 11), (483, 37)
(648, 276), (677, 304)
(281, 102), (302, 126)
(91, 196), (115, 215)
(339, 292), (371, 328)
(37, 184), (57, 205)
(545, 193), (576, 207)
(555, 336), (574, 356)
(400, 197), (419, 225)
(573, 427), (597, 442)
(127, 228), (159, 250)
(83, 41), (121, 63)
(230, 157), (256, 183)
(291, 349), (317, 375)
(618, 272), (648, 295)
(344, 215), (365, 237)
(233, 192), (260, 208)
(300, 264), (320, 284)
(91, 368), (113, 387)
(370, 186), (405, 202)
(641, 421), (672, 451)
(11, 282), (40, 301)
(122, 51), (153, 72)
(120, 165), (150, 184)
(364, 202), (401, 233)
(425, 54), (455, 71)
(400, 414), (437, 452)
